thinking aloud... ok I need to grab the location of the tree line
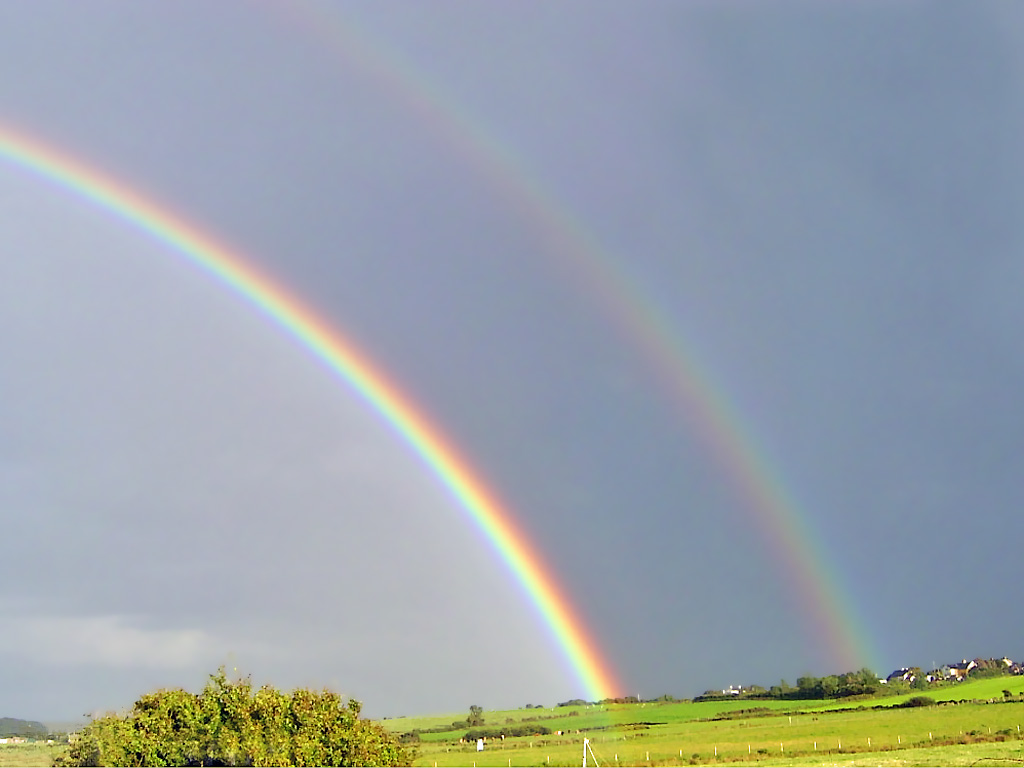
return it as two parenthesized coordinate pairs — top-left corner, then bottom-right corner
(694, 667), (884, 701)
(694, 657), (1022, 702)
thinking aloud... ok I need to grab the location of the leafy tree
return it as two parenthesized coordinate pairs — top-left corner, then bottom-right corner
(796, 676), (819, 697)
(767, 679), (795, 699)
(466, 705), (485, 727)
(54, 667), (410, 767)
(856, 667), (880, 695)
(817, 675), (839, 699)
(835, 667), (879, 697)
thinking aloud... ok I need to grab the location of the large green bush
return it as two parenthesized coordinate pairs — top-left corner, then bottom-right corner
(54, 668), (410, 767)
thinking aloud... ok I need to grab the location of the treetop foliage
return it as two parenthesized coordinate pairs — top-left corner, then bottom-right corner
(54, 668), (410, 767)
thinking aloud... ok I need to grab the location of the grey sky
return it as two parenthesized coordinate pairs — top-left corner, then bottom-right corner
(2, 1), (1023, 721)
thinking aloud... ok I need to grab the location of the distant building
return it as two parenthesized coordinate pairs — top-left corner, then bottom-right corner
(886, 667), (916, 683)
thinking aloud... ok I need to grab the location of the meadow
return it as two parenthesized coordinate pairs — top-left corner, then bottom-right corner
(382, 676), (1024, 767)
(0, 743), (63, 768)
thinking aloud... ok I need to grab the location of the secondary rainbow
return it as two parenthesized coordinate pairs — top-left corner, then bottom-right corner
(0, 124), (620, 701)
(275, 3), (883, 674)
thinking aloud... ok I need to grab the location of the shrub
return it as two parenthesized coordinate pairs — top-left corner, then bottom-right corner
(464, 725), (551, 741)
(897, 695), (936, 708)
(557, 699), (589, 708)
(54, 668), (410, 767)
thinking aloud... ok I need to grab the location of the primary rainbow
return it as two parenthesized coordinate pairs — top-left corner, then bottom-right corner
(276, 3), (883, 675)
(0, 124), (621, 701)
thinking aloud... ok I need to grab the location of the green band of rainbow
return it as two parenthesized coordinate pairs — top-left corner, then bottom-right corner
(0, 125), (620, 701)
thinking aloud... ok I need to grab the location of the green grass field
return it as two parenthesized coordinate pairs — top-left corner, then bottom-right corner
(0, 743), (63, 767)
(393, 677), (1024, 767)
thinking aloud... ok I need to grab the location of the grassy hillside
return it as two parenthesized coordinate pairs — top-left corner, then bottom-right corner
(394, 677), (1024, 767)
(0, 719), (47, 739)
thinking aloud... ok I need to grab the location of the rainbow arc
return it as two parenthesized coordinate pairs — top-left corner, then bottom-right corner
(273, 2), (883, 674)
(0, 124), (621, 702)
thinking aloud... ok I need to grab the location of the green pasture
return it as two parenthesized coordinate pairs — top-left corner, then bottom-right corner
(400, 679), (1024, 767)
(385, 676), (1024, 739)
(29, 676), (1024, 766)
(411, 703), (1024, 766)
(383, 698), (806, 737)
(853, 675), (1024, 708)
(727, 740), (1024, 767)
(0, 743), (62, 767)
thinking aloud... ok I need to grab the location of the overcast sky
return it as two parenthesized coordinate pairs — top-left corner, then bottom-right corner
(3, 1), (1024, 723)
